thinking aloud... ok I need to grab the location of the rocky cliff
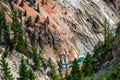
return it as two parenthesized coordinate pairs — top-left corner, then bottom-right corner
(0, 0), (120, 79)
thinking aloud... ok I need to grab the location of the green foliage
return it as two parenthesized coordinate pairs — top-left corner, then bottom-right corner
(22, 39), (29, 57)
(18, 57), (29, 80)
(66, 71), (85, 80)
(11, 11), (29, 57)
(107, 64), (120, 80)
(93, 20), (114, 58)
(56, 24), (116, 80)
(28, 69), (37, 80)
(71, 59), (79, 75)
(23, 10), (27, 16)
(51, 74), (66, 80)
(98, 64), (120, 80)
(104, 20), (114, 49)
(11, 11), (24, 48)
(0, 57), (14, 80)
(32, 46), (40, 70)
(82, 53), (95, 76)
(66, 59), (86, 80)
(0, 7), (10, 46)
(3, 50), (9, 58)
(50, 20), (118, 80)
(91, 74), (96, 80)
(25, 16), (32, 27)
(3, 25), (10, 45)
(18, 57), (38, 80)
(93, 42), (104, 57)
(58, 55), (63, 77)
(35, 15), (39, 23)
(65, 54), (120, 80)
(48, 57), (53, 68)
(48, 57), (55, 76)
(66, 74), (74, 80)
(0, 8), (4, 44)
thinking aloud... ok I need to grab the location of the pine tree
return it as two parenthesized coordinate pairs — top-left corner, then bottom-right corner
(25, 16), (32, 27)
(58, 55), (63, 77)
(71, 59), (79, 75)
(51, 74), (66, 80)
(0, 8), (4, 44)
(0, 57), (14, 80)
(3, 50), (9, 58)
(48, 57), (55, 76)
(35, 15), (39, 23)
(11, 11), (24, 50)
(11, 11), (29, 57)
(71, 59), (81, 80)
(3, 25), (10, 46)
(48, 57), (54, 69)
(65, 58), (85, 80)
(18, 57), (29, 80)
(32, 46), (40, 70)
(23, 10), (27, 16)
(36, 3), (40, 12)
(82, 53), (95, 76)
(39, 34), (44, 50)
(28, 69), (37, 80)
(0, 8), (10, 46)
(104, 19), (114, 50)
(23, 39), (29, 57)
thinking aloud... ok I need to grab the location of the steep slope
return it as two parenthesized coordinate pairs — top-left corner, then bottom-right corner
(1, 0), (119, 62)
(38, 0), (119, 61)
(0, 0), (119, 79)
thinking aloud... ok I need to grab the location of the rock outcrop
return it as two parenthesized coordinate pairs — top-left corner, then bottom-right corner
(0, 0), (120, 79)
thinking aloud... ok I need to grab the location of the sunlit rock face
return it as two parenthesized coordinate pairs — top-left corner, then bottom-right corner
(0, 0), (120, 79)
(34, 0), (119, 61)
(1, 0), (119, 63)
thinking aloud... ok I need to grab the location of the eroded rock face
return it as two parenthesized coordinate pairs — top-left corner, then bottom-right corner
(0, 0), (120, 79)
(34, 0), (119, 61)
(1, 0), (119, 62)
(112, 24), (120, 64)
(96, 24), (120, 78)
